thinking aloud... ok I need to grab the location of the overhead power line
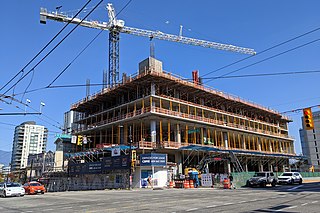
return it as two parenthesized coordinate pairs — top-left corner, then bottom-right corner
(0, 0), (93, 93)
(281, 104), (320, 114)
(2, 0), (104, 97)
(47, 0), (134, 87)
(200, 69), (320, 80)
(201, 25), (320, 79)
(205, 37), (320, 83)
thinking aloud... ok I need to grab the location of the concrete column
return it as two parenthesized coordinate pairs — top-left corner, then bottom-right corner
(269, 163), (273, 172)
(245, 159), (248, 172)
(223, 132), (231, 173)
(175, 152), (183, 174)
(175, 124), (181, 143)
(223, 132), (229, 149)
(151, 83), (156, 95)
(150, 120), (156, 143)
(242, 134), (246, 149)
(259, 161), (263, 172)
(257, 137), (262, 151)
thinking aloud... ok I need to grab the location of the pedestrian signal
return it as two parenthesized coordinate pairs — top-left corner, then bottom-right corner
(303, 108), (314, 130)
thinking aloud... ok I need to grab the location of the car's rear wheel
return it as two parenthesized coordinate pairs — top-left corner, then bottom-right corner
(271, 180), (276, 187)
(299, 179), (302, 185)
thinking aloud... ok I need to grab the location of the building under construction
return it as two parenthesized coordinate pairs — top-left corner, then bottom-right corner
(70, 57), (296, 177)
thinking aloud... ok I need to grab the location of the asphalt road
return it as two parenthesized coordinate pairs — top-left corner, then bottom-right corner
(0, 182), (319, 213)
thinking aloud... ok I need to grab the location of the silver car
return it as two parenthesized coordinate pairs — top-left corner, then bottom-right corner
(277, 172), (303, 185)
(0, 182), (25, 198)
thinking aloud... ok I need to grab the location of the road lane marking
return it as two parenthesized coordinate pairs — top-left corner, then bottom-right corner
(206, 205), (217, 208)
(61, 206), (73, 209)
(112, 201), (121, 204)
(223, 203), (233, 205)
(301, 203), (308, 206)
(287, 185), (303, 191)
(276, 205), (297, 212)
(97, 203), (104, 206)
(238, 201), (247, 203)
(186, 208), (198, 212)
(311, 201), (318, 203)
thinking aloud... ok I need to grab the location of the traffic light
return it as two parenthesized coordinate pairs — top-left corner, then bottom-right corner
(131, 150), (136, 162)
(303, 108), (314, 130)
(77, 135), (83, 146)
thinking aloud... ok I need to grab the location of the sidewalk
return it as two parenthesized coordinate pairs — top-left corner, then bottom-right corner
(303, 177), (320, 183)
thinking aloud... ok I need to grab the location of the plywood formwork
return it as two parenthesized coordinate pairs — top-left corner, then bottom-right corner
(70, 58), (295, 172)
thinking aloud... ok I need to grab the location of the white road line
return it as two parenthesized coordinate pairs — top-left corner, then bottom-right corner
(112, 201), (121, 204)
(223, 203), (233, 205)
(311, 201), (318, 203)
(25, 211), (33, 213)
(46, 209), (54, 211)
(252, 199), (257, 201)
(96, 203), (104, 206)
(61, 206), (73, 209)
(238, 201), (247, 203)
(301, 203), (308, 206)
(287, 185), (303, 191)
(186, 208), (198, 212)
(275, 206), (297, 212)
(206, 205), (217, 208)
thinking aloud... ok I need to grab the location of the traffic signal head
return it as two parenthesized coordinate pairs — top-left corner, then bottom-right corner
(131, 150), (136, 162)
(303, 108), (314, 130)
(77, 135), (83, 146)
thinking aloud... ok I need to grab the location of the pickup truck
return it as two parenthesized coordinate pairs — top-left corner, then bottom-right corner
(246, 172), (277, 187)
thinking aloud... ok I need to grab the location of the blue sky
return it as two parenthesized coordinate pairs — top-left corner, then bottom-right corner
(1, 0), (320, 155)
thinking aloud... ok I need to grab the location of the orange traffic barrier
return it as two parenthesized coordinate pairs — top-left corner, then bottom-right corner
(169, 181), (174, 188)
(184, 180), (190, 189)
(189, 179), (194, 188)
(223, 178), (230, 189)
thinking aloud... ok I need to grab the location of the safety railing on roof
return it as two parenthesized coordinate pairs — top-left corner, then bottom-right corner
(74, 106), (293, 141)
(70, 68), (290, 121)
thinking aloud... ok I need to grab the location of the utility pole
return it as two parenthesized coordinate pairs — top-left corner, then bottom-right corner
(129, 126), (132, 189)
(29, 159), (34, 182)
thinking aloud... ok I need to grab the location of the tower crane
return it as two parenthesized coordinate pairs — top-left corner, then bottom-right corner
(40, 3), (256, 88)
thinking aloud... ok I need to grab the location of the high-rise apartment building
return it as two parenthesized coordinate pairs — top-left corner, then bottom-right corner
(299, 110), (320, 169)
(11, 121), (48, 171)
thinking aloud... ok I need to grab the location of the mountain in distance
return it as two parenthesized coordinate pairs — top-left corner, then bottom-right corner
(0, 150), (11, 166)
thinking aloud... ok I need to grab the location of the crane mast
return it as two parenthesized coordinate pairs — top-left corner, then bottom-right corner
(40, 4), (256, 88)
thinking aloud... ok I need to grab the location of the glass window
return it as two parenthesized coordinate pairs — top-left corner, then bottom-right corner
(7, 183), (21, 187)
(282, 173), (292, 176)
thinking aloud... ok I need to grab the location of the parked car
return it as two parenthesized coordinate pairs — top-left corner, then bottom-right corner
(277, 172), (303, 185)
(246, 172), (277, 187)
(23, 181), (46, 195)
(0, 182), (25, 198)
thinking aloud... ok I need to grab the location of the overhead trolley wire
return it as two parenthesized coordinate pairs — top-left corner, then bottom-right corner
(206, 38), (320, 82)
(200, 69), (320, 80)
(2, 0), (104, 97)
(201, 25), (320, 80)
(0, 0), (93, 93)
